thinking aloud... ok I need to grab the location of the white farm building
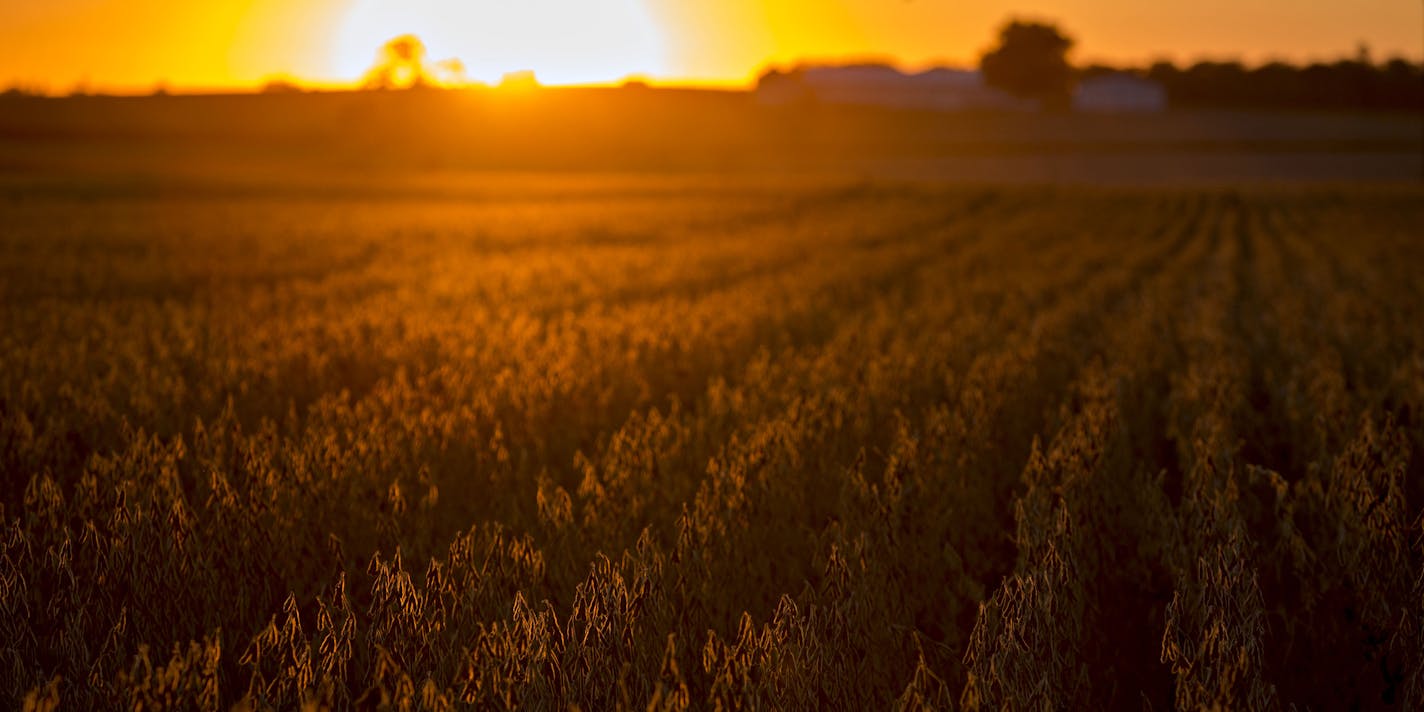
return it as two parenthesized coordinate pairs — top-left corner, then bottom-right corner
(1073, 74), (1168, 113)
(757, 65), (1037, 112)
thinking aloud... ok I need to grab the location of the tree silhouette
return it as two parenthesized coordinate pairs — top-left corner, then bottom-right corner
(1143, 56), (1423, 110)
(979, 20), (1075, 109)
(364, 35), (431, 90)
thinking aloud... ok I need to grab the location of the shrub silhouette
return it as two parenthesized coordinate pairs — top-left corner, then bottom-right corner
(364, 35), (432, 90)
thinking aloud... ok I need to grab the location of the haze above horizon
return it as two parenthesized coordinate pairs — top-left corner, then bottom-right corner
(2, 0), (1420, 92)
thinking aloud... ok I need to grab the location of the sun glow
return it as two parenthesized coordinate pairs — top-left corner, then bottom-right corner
(330, 0), (667, 86)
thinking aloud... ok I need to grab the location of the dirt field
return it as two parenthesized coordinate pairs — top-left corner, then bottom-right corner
(2, 89), (1420, 181)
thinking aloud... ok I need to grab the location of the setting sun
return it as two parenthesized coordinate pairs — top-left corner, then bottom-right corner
(330, 0), (667, 86)
(0, 0), (1420, 91)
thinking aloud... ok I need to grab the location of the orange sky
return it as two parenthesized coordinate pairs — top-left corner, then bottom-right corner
(1, 0), (1419, 92)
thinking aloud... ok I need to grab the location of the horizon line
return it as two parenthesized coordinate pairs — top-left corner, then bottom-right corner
(6, 48), (1421, 99)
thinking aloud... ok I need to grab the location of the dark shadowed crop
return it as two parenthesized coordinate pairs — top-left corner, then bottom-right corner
(2, 177), (1422, 709)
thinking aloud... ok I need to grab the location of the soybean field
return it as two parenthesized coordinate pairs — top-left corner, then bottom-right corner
(3, 177), (1423, 709)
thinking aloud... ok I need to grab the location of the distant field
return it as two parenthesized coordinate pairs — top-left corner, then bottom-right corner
(1, 90), (1420, 181)
(2, 174), (1422, 708)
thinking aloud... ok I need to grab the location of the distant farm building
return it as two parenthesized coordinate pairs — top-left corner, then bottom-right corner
(756, 64), (1037, 112)
(1073, 74), (1168, 113)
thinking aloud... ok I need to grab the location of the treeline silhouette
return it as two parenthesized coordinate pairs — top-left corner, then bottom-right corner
(980, 19), (1423, 112)
(1082, 57), (1423, 111)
